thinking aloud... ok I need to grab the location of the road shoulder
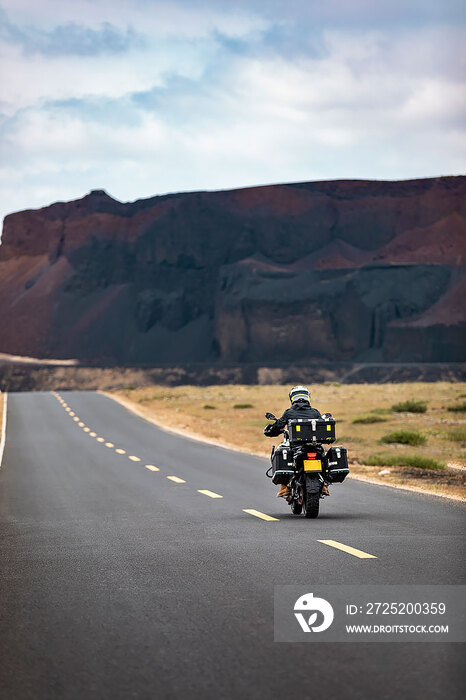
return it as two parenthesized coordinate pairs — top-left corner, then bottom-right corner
(0, 391), (7, 468)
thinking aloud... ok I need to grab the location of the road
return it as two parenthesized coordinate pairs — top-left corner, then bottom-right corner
(0, 391), (464, 700)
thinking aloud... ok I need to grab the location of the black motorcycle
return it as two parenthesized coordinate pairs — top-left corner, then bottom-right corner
(265, 412), (349, 519)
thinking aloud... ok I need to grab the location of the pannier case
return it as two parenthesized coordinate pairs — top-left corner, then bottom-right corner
(288, 418), (336, 445)
(271, 446), (295, 485)
(325, 446), (349, 483)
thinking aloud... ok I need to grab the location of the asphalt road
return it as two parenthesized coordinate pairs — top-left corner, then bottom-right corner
(0, 391), (464, 700)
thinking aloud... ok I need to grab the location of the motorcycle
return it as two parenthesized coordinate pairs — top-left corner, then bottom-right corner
(264, 412), (349, 519)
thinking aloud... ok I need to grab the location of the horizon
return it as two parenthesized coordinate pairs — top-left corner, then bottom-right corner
(2, 172), (465, 225)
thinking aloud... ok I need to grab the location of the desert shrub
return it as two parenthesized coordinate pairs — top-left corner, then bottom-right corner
(246, 419), (270, 427)
(445, 427), (466, 443)
(370, 408), (392, 415)
(233, 403), (254, 409)
(447, 401), (466, 413)
(366, 454), (444, 470)
(352, 415), (388, 424)
(380, 430), (426, 446)
(147, 392), (178, 400)
(203, 404), (216, 410)
(123, 385), (135, 391)
(391, 400), (427, 413)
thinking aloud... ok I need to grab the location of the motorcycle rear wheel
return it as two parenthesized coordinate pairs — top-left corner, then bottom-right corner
(303, 492), (320, 519)
(291, 501), (303, 515)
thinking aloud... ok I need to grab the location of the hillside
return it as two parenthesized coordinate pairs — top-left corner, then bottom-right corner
(0, 177), (465, 365)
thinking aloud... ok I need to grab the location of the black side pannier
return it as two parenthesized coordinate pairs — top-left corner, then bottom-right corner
(325, 446), (349, 483)
(288, 418), (336, 445)
(271, 445), (295, 485)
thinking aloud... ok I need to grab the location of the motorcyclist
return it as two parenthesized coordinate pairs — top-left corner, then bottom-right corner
(264, 385), (330, 498)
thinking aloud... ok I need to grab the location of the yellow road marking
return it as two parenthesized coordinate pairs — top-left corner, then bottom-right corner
(318, 540), (377, 559)
(145, 465), (160, 471)
(73, 417), (80, 422)
(63, 404), (68, 408)
(243, 509), (279, 522)
(105, 442), (114, 448)
(115, 448), (126, 454)
(69, 412), (75, 417)
(78, 422), (85, 427)
(96, 437), (105, 443)
(128, 455), (140, 462)
(198, 489), (223, 499)
(83, 427), (90, 432)
(167, 476), (186, 484)
(65, 407), (71, 412)
(90, 432), (97, 437)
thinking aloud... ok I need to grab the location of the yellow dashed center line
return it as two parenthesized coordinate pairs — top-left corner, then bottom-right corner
(56, 399), (374, 539)
(198, 489), (223, 499)
(318, 540), (377, 559)
(243, 509), (279, 522)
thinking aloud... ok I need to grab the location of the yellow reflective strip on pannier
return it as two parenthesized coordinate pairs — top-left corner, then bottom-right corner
(296, 425), (301, 432)
(304, 459), (322, 472)
(327, 425), (331, 431)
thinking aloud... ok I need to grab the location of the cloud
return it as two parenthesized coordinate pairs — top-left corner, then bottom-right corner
(0, 1), (465, 228)
(0, 12), (143, 57)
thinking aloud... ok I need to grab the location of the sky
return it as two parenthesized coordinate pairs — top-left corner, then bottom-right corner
(0, 0), (465, 226)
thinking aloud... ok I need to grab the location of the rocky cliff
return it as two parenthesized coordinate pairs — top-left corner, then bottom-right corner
(0, 177), (465, 364)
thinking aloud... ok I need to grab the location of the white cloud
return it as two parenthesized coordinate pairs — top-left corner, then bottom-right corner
(1, 0), (267, 39)
(0, 2), (465, 229)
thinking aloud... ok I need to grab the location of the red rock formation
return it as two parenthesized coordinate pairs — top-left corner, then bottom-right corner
(0, 178), (465, 364)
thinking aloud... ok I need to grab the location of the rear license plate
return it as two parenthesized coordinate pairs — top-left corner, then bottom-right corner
(304, 459), (321, 472)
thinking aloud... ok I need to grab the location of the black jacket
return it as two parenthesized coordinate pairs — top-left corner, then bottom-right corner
(264, 399), (322, 437)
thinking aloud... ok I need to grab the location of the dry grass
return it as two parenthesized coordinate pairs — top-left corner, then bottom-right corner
(113, 382), (466, 500)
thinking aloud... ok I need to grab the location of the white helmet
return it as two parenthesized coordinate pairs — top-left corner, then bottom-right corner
(289, 385), (311, 404)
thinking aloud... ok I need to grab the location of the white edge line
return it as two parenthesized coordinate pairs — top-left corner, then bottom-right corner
(100, 390), (256, 457)
(0, 392), (8, 469)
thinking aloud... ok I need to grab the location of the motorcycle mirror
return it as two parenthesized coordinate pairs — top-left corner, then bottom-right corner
(265, 412), (276, 421)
